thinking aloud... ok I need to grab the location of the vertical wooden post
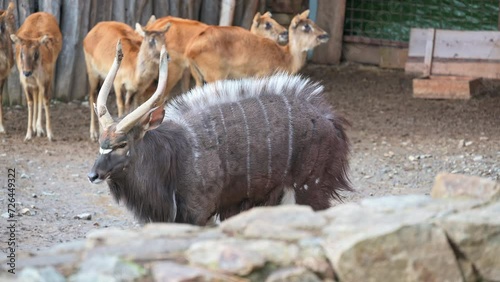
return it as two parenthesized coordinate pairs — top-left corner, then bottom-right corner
(200, 0), (219, 25)
(423, 28), (436, 77)
(219, 0), (235, 26)
(241, 0), (259, 29)
(311, 0), (346, 65)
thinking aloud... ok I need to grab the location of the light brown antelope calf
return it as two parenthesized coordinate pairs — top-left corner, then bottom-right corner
(250, 12), (288, 45)
(83, 21), (169, 141)
(144, 12), (288, 103)
(0, 2), (15, 133)
(11, 12), (62, 141)
(185, 10), (329, 85)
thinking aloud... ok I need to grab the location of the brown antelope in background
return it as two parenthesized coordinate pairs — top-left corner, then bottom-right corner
(0, 2), (15, 134)
(11, 12), (62, 141)
(144, 12), (288, 103)
(83, 21), (170, 141)
(185, 10), (329, 85)
(251, 11), (288, 45)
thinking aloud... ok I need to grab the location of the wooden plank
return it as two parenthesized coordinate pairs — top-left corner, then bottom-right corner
(408, 28), (500, 60)
(423, 28), (435, 77)
(310, 0), (346, 64)
(240, 0), (258, 29)
(68, 0), (90, 101)
(379, 47), (408, 69)
(200, 0), (219, 25)
(220, 0), (236, 26)
(153, 0), (169, 18)
(40, 0), (61, 23)
(343, 42), (379, 66)
(413, 76), (482, 100)
(55, 0), (87, 102)
(406, 59), (500, 79)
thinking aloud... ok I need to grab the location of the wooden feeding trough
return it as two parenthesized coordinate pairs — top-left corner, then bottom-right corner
(412, 76), (482, 100)
(405, 28), (500, 99)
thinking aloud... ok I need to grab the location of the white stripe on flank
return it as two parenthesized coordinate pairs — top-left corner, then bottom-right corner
(217, 104), (230, 174)
(236, 101), (251, 197)
(280, 188), (296, 205)
(100, 148), (112, 155)
(281, 95), (293, 182)
(257, 97), (272, 190)
(177, 115), (206, 188)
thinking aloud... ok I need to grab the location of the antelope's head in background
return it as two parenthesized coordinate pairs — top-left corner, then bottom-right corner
(290, 10), (330, 52)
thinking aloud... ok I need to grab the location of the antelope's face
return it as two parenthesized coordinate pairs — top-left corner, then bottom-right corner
(10, 35), (51, 77)
(290, 10), (329, 52)
(0, 3), (14, 47)
(0, 14), (8, 49)
(88, 126), (134, 184)
(88, 41), (168, 186)
(136, 23), (170, 59)
(252, 12), (288, 45)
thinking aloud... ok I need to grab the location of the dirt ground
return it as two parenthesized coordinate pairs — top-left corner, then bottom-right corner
(1, 63), (499, 254)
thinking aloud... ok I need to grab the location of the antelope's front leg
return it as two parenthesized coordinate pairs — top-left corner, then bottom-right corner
(42, 81), (54, 141)
(24, 87), (34, 141)
(36, 88), (45, 137)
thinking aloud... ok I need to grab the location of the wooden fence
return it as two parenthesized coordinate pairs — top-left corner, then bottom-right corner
(1, 0), (340, 106)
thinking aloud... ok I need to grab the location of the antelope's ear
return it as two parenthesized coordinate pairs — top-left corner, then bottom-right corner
(300, 9), (310, 19)
(160, 22), (171, 33)
(253, 12), (262, 24)
(140, 106), (165, 132)
(40, 35), (52, 44)
(7, 2), (15, 14)
(147, 15), (156, 26)
(10, 34), (19, 44)
(135, 23), (146, 37)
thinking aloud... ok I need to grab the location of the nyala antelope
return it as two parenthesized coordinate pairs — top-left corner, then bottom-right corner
(88, 41), (351, 225)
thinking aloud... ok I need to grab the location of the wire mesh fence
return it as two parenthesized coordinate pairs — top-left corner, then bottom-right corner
(344, 0), (499, 43)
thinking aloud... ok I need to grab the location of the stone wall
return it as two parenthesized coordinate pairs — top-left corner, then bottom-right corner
(2, 172), (499, 282)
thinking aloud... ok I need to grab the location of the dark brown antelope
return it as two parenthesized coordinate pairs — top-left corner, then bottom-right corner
(88, 42), (351, 225)
(0, 2), (16, 133)
(11, 12), (62, 141)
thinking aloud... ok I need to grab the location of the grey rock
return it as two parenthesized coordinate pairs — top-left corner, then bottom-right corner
(324, 223), (462, 282)
(18, 267), (66, 282)
(221, 206), (326, 239)
(69, 256), (145, 282)
(187, 240), (265, 275)
(186, 239), (299, 276)
(86, 228), (139, 248)
(152, 261), (244, 282)
(439, 202), (500, 281)
(140, 223), (200, 238)
(73, 213), (91, 220)
(431, 172), (500, 201)
(265, 267), (321, 282)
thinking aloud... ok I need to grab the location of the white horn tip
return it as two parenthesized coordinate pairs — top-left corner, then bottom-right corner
(160, 46), (170, 63)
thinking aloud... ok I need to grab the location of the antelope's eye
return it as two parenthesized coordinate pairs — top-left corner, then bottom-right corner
(0, 23), (4, 33)
(303, 24), (311, 32)
(265, 22), (272, 30)
(34, 50), (39, 60)
(149, 37), (156, 46)
(114, 143), (127, 150)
